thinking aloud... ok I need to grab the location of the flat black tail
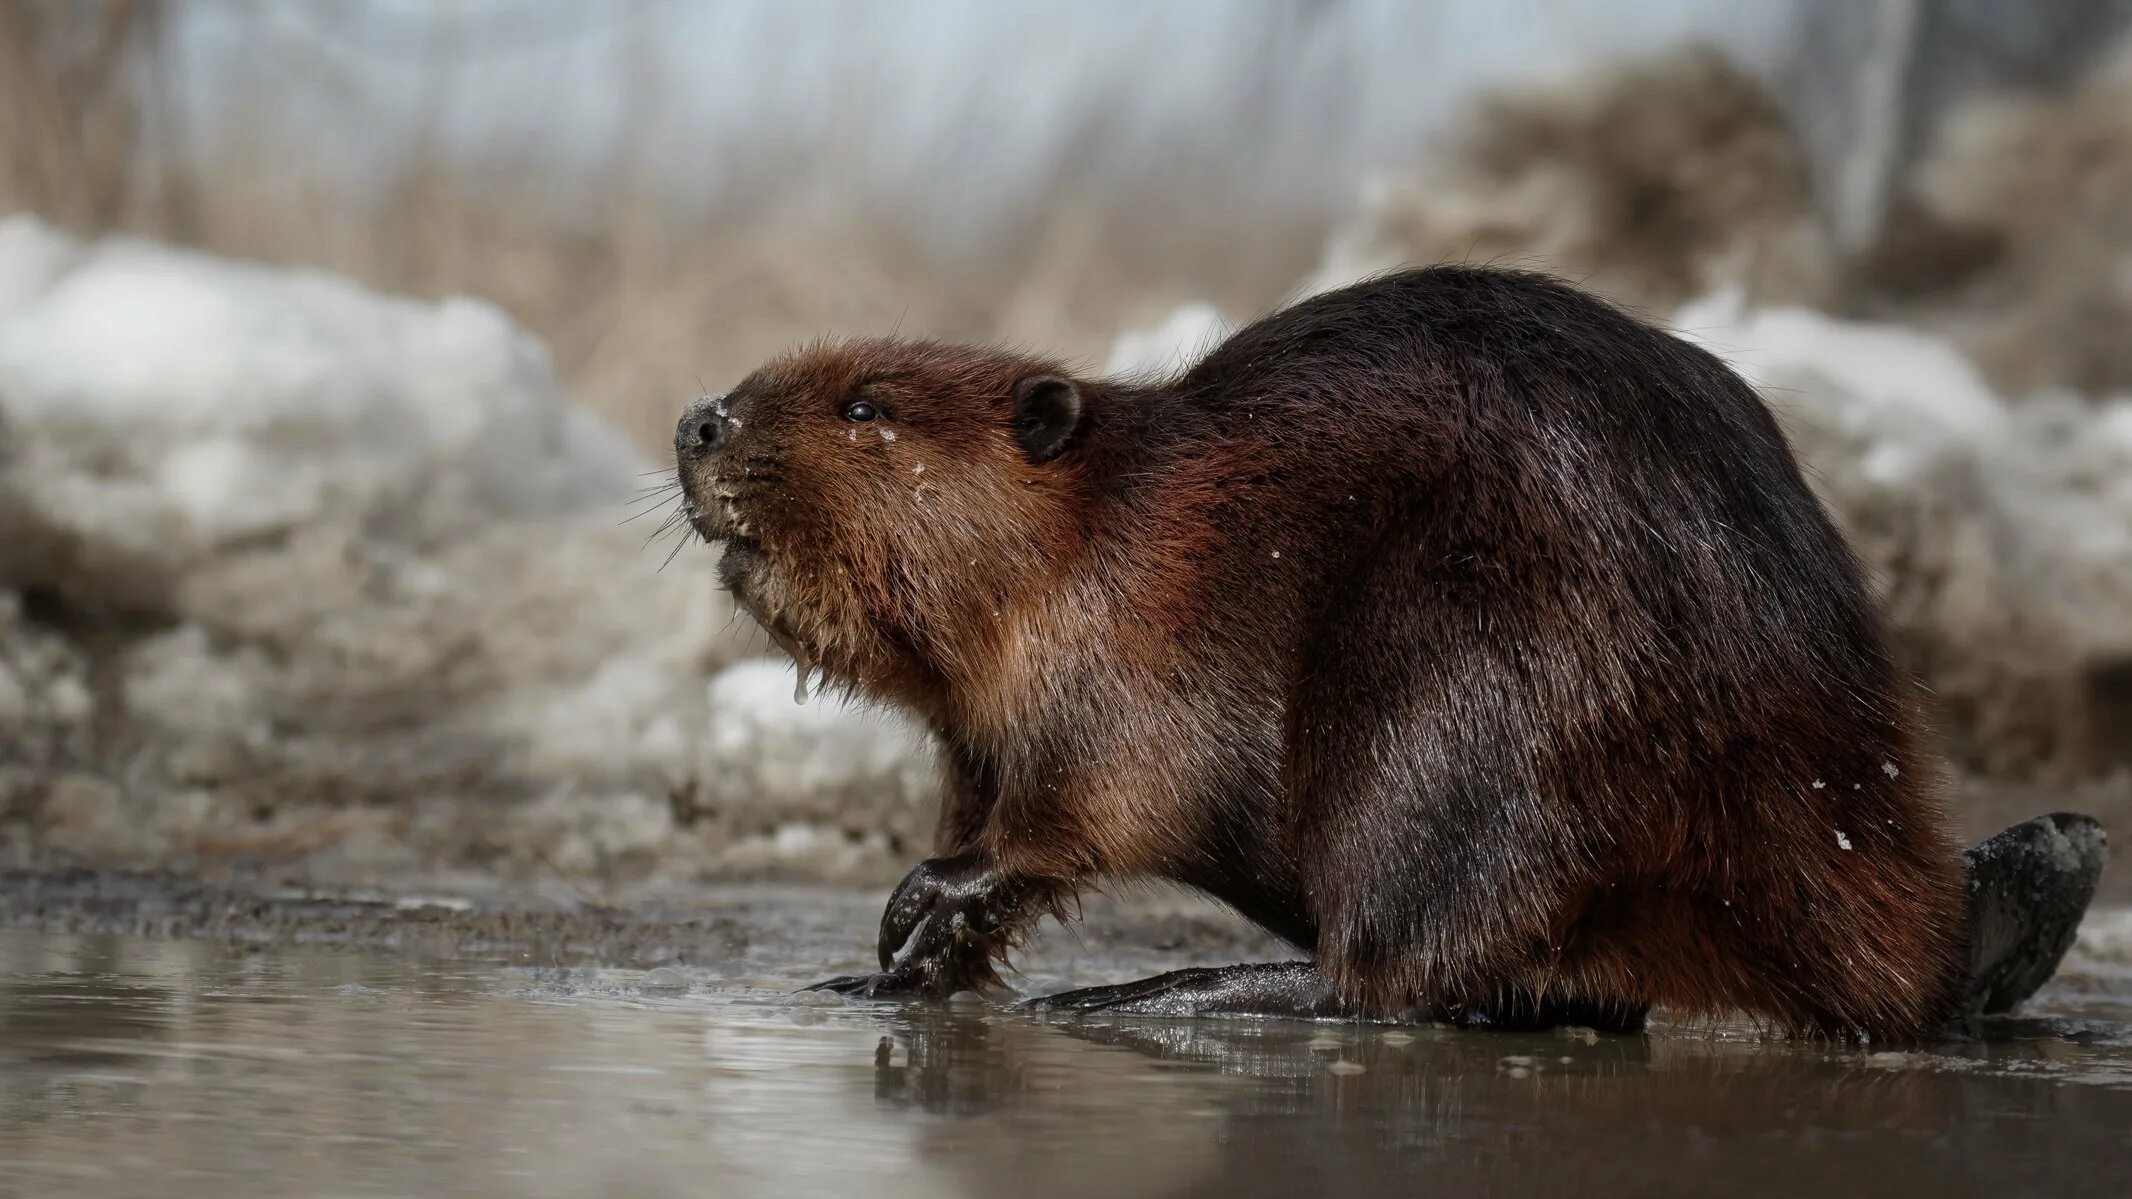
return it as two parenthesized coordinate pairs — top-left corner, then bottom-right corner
(1960, 812), (2109, 1022)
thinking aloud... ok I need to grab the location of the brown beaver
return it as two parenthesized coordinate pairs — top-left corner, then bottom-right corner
(676, 267), (2104, 1040)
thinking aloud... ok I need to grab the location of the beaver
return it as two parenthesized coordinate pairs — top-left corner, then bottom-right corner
(675, 266), (2105, 1039)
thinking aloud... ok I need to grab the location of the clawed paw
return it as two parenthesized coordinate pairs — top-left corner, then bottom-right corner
(876, 854), (1030, 970)
(802, 856), (1048, 1004)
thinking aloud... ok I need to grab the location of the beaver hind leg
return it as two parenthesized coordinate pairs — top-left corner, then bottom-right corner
(1023, 962), (1351, 1020)
(1023, 965), (1649, 1032)
(1023, 812), (2107, 1032)
(1961, 812), (2109, 1021)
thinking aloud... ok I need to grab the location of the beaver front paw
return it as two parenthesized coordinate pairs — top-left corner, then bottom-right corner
(802, 853), (1047, 1001)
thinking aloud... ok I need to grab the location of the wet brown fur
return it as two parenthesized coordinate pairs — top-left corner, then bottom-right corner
(681, 267), (1971, 1040)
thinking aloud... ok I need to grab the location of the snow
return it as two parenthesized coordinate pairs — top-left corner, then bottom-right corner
(1674, 290), (2007, 442)
(0, 217), (938, 882)
(1674, 290), (2132, 776)
(1104, 302), (1228, 376)
(0, 216), (639, 561)
(0, 217), (81, 321)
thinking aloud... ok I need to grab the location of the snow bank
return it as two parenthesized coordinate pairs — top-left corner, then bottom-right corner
(0, 216), (937, 883)
(1677, 292), (2132, 776)
(0, 218), (638, 603)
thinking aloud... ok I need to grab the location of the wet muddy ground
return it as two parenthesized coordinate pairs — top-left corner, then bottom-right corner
(1, 871), (2129, 1197)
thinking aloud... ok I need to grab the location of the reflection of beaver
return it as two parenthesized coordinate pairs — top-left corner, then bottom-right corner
(676, 267), (2104, 1040)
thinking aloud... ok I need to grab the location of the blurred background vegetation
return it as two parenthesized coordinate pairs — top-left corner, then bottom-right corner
(7, 0), (2127, 449)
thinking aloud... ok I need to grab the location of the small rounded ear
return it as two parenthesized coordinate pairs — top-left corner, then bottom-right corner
(1011, 375), (1083, 464)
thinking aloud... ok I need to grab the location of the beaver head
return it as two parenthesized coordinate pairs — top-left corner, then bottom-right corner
(676, 339), (1092, 708)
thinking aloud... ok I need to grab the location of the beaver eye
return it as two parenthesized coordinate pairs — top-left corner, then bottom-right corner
(842, 399), (880, 423)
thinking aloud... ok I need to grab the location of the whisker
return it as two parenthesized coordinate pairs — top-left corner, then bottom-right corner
(657, 532), (694, 572)
(642, 508), (691, 548)
(620, 494), (683, 526)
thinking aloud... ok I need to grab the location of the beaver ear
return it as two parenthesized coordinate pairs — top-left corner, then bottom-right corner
(1011, 375), (1083, 464)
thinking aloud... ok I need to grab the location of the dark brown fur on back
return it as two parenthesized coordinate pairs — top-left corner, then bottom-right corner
(680, 267), (1970, 1040)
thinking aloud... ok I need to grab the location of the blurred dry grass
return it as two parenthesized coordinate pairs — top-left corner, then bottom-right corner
(162, 170), (1321, 453)
(12, 1), (2132, 445)
(0, 0), (154, 230)
(0, 0), (1320, 454)
(1312, 46), (1836, 316)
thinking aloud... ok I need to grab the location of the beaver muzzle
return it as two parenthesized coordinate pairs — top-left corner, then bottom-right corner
(675, 392), (744, 545)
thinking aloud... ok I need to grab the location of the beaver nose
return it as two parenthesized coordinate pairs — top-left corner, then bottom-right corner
(677, 394), (731, 457)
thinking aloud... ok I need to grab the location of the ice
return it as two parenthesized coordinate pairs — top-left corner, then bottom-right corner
(642, 966), (689, 990)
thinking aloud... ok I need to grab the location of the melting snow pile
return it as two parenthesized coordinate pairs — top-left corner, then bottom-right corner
(1674, 293), (2132, 778)
(0, 216), (938, 883)
(1105, 303), (1230, 377)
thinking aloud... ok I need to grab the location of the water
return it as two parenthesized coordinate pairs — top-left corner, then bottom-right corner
(2, 923), (2130, 1198)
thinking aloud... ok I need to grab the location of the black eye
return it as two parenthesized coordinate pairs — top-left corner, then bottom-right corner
(842, 400), (879, 422)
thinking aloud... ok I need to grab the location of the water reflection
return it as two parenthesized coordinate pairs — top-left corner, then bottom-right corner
(1, 930), (2129, 1199)
(873, 1006), (2132, 1198)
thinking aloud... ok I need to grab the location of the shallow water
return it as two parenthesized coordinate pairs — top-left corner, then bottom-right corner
(2, 924), (2131, 1199)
